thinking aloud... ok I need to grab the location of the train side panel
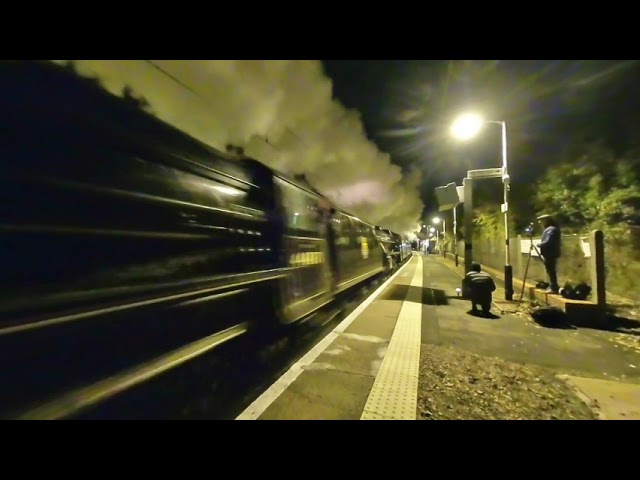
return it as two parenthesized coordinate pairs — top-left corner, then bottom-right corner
(332, 213), (384, 293)
(273, 176), (333, 324)
(374, 227), (397, 273)
(0, 60), (284, 416)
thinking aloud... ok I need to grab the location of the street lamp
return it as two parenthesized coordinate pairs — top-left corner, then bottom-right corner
(450, 113), (483, 140)
(451, 113), (513, 301)
(433, 216), (446, 256)
(432, 216), (446, 236)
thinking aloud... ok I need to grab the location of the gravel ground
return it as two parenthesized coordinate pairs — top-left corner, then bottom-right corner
(418, 344), (597, 420)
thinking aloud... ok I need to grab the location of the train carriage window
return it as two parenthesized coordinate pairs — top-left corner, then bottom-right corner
(275, 177), (321, 234)
(334, 213), (353, 245)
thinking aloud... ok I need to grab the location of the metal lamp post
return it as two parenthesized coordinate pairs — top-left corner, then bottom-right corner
(451, 114), (513, 301)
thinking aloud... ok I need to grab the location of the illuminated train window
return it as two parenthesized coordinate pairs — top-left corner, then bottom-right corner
(275, 177), (320, 234)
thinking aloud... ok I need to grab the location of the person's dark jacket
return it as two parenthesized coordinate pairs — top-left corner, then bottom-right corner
(462, 271), (496, 300)
(538, 225), (561, 259)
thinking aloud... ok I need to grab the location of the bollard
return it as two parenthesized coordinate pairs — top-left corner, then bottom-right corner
(589, 230), (606, 308)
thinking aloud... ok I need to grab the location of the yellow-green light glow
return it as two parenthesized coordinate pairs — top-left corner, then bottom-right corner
(451, 113), (484, 140)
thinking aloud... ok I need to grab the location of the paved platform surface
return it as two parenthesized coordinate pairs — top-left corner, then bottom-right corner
(236, 253), (640, 420)
(560, 375), (640, 419)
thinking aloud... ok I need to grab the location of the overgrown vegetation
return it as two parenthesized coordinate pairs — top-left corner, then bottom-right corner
(533, 142), (640, 238)
(469, 141), (640, 302)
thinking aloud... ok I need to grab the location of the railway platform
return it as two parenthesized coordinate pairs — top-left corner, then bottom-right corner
(237, 253), (640, 420)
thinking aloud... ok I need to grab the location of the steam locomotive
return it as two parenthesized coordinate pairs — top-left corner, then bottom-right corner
(0, 61), (411, 415)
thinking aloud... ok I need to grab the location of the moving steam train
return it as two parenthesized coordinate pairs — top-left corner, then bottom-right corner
(0, 61), (412, 415)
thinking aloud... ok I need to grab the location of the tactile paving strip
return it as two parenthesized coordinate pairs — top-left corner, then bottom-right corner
(361, 256), (422, 420)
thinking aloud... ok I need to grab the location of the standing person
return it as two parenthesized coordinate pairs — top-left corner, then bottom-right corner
(536, 213), (561, 294)
(462, 262), (496, 316)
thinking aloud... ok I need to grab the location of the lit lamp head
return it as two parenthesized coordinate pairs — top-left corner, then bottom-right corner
(450, 113), (484, 141)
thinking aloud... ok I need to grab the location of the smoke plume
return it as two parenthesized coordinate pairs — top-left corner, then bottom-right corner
(51, 60), (424, 234)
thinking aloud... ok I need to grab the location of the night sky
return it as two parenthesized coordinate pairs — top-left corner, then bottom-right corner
(322, 60), (640, 218)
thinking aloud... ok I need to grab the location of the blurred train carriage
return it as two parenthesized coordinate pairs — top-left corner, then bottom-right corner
(0, 60), (409, 416)
(269, 175), (386, 323)
(374, 227), (412, 270)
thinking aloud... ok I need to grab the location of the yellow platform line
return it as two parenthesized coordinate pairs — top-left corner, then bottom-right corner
(361, 255), (422, 420)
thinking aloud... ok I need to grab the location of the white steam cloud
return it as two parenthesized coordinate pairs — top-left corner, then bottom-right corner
(51, 60), (424, 234)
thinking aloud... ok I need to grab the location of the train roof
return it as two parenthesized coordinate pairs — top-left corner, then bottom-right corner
(1, 60), (381, 230)
(269, 166), (375, 228)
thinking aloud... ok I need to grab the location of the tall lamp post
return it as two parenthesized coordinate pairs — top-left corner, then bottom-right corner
(451, 113), (513, 301)
(432, 216), (446, 256)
